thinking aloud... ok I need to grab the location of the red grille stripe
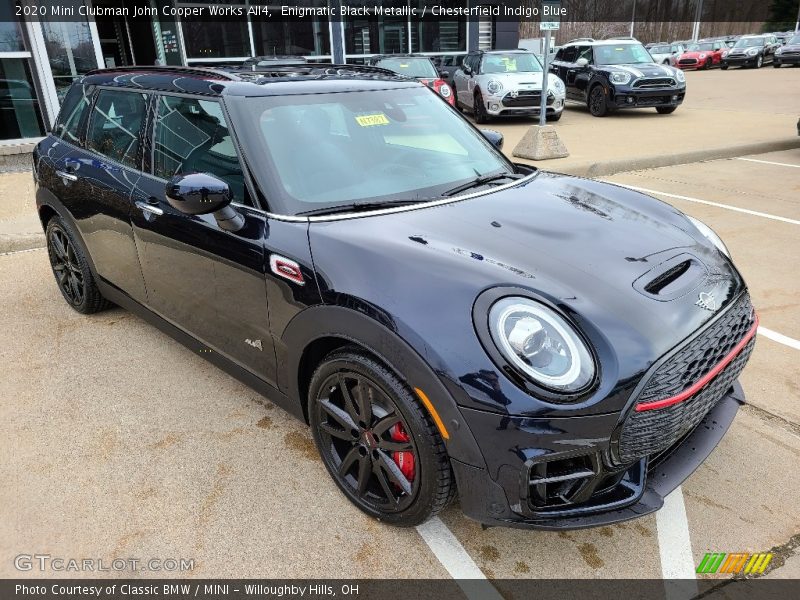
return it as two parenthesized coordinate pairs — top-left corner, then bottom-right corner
(635, 314), (759, 412)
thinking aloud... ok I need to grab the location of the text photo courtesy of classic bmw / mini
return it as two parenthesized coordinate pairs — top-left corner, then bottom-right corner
(2, 0), (800, 598)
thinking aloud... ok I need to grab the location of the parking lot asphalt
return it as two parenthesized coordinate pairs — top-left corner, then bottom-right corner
(2, 147), (799, 586)
(3, 60), (800, 587)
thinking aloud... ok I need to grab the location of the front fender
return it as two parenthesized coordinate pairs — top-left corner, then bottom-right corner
(279, 305), (487, 468)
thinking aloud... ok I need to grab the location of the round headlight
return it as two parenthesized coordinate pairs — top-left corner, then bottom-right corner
(489, 297), (595, 393)
(486, 80), (503, 95)
(686, 215), (730, 257)
(609, 71), (632, 85)
(746, 47), (759, 56)
(439, 83), (452, 97)
(674, 68), (686, 82)
(699, 53), (707, 59)
(550, 75), (565, 92)
(722, 50), (729, 57)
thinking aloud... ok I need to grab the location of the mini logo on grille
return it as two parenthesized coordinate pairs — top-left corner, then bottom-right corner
(510, 90), (519, 98)
(696, 291), (717, 311)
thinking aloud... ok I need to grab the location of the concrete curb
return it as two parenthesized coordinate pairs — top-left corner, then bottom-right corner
(533, 138), (800, 178)
(0, 233), (46, 254)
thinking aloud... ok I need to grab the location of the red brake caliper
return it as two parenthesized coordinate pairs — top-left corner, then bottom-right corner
(390, 422), (415, 484)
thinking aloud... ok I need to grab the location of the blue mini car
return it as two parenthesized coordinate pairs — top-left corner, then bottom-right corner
(34, 65), (756, 529)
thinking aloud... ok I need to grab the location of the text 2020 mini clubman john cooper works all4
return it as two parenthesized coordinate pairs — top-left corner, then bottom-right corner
(34, 65), (756, 529)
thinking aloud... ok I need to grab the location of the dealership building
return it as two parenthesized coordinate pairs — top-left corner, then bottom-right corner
(1, 0), (520, 150)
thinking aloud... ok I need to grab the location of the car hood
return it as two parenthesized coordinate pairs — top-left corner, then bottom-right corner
(308, 172), (744, 416)
(604, 62), (680, 79)
(481, 71), (556, 89)
(779, 44), (800, 51)
(680, 51), (708, 58)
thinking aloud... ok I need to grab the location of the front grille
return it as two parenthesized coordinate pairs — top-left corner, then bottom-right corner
(633, 77), (676, 88)
(679, 58), (698, 66)
(502, 91), (554, 107)
(616, 293), (755, 464)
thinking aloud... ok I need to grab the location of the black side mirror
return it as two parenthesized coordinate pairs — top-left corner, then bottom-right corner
(480, 129), (504, 150)
(463, 64), (472, 75)
(440, 69), (450, 79)
(166, 172), (244, 231)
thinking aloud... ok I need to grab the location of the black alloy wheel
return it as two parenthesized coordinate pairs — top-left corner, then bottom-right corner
(308, 348), (455, 526)
(588, 85), (609, 117)
(46, 217), (111, 314)
(474, 90), (491, 124)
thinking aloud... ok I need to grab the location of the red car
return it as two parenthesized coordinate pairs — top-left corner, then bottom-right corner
(677, 41), (727, 69)
(368, 55), (455, 106)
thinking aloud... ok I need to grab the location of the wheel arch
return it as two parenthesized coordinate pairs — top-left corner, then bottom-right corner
(36, 189), (99, 276)
(280, 305), (487, 468)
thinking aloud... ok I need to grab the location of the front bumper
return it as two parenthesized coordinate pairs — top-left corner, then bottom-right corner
(451, 382), (744, 530)
(609, 85), (685, 109)
(723, 55), (760, 66)
(774, 54), (800, 65)
(485, 92), (565, 117)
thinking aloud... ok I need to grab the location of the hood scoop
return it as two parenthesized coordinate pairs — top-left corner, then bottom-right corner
(633, 253), (708, 301)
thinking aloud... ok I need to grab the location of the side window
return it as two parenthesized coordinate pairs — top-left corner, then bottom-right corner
(152, 95), (247, 205)
(86, 89), (148, 168)
(577, 46), (593, 63)
(561, 46), (578, 63)
(54, 84), (91, 145)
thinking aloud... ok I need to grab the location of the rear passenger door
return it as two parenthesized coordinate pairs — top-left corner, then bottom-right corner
(48, 87), (149, 303)
(130, 93), (276, 385)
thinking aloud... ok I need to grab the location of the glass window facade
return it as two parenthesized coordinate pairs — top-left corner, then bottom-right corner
(251, 18), (331, 57)
(180, 16), (251, 60)
(411, 1), (466, 53)
(0, 58), (46, 139)
(40, 19), (99, 100)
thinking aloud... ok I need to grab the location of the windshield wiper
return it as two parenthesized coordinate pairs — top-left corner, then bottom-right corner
(441, 172), (524, 197)
(297, 199), (428, 217)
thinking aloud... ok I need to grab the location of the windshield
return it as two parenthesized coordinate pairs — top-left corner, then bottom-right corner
(481, 53), (542, 73)
(650, 45), (671, 53)
(375, 58), (438, 79)
(227, 87), (512, 215)
(594, 43), (654, 65)
(789, 35), (800, 45)
(734, 38), (764, 48)
(688, 43), (715, 51)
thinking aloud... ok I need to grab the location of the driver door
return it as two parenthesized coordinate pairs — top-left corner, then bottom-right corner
(130, 93), (276, 385)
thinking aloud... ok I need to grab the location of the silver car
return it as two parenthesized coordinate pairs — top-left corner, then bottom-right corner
(648, 43), (685, 66)
(453, 50), (566, 123)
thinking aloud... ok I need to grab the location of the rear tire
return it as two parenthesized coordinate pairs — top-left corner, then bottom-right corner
(46, 216), (112, 314)
(308, 347), (455, 527)
(588, 85), (609, 117)
(656, 106), (677, 115)
(474, 91), (490, 124)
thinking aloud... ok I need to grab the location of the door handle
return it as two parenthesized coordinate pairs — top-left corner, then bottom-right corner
(135, 200), (164, 216)
(55, 170), (78, 182)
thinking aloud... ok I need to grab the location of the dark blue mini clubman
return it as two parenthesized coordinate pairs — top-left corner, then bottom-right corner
(34, 65), (756, 529)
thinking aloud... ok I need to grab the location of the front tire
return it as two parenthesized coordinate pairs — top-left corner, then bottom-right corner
(773, 62), (781, 68)
(46, 216), (112, 314)
(656, 106), (677, 114)
(755, 55), (763, 68)
(308, 348), (455, 527)
(588, 85), (609, 117)
(474, 90), (490, 124)
(547, 111), (562, 122)
(721, 64), (729, 70)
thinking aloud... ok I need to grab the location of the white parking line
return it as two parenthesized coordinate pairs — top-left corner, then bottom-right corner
(758, 326), (800, 351)
(656, 487), (698, 597)
(0, 247), (46, 257)
(736, 157), (800, 169)
(612, 184), (800, 226)
(416, 517), (503, 599)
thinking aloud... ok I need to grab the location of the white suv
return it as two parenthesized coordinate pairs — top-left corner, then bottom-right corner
(452, 50), (566, 123)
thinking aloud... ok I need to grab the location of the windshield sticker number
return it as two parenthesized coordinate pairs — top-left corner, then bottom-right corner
(356, 114), (390, 127)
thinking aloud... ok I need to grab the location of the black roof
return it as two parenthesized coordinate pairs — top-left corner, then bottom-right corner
(81, 64), (416, 97)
